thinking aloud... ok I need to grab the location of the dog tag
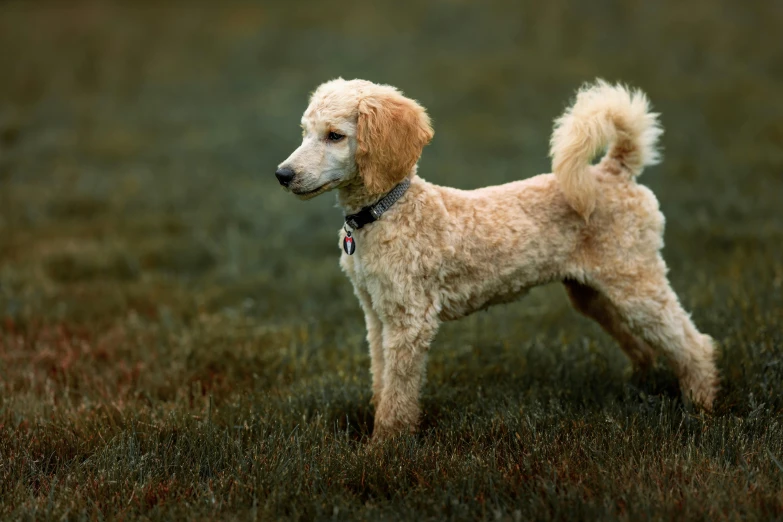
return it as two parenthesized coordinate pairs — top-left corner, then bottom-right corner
(343, 230), (356, 255)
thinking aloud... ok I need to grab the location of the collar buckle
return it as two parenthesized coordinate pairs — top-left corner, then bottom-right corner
(346, 217), (360, 230)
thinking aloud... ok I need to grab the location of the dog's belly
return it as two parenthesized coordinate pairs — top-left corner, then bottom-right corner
(437, 270), (536, 321)
(439, 286), (531, 321)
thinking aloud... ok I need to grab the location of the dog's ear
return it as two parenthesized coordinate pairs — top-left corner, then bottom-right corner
(355, 89), (434, 194)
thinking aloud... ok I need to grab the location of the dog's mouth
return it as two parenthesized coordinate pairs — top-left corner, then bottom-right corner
(291, 180), (340, 200)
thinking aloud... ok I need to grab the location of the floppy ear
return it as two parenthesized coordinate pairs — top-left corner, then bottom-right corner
(355, 89), (434, 194)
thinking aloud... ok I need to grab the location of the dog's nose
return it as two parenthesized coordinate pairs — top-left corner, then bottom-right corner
(275, 167), (296, 187)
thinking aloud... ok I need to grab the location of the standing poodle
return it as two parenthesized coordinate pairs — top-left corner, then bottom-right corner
(275, 78), (719, 440)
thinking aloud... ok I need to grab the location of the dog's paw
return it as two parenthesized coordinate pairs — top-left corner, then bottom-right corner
(370, 417), (418, 443)
(370, 424), (403, 443)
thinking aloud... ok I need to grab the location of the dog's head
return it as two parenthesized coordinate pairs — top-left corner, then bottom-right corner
(276, 79), (433, 199)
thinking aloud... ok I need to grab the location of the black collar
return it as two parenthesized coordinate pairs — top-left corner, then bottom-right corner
(344, 178), (411, 230)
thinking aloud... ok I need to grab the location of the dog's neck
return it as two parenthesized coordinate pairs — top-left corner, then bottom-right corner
(336, 168), (418, 215)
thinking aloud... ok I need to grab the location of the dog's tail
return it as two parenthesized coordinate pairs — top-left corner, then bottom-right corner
(549, 79), (663, 221)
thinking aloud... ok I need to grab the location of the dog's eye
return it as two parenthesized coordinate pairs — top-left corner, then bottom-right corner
(327, 131), (345, 142)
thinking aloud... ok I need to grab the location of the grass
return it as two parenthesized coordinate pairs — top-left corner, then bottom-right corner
(1, 1), (782, 520)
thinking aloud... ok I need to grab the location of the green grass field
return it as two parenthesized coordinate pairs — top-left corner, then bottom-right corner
(1, 1), (782, 520)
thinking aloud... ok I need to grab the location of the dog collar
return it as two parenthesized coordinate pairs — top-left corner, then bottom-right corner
(344, 178), (411, 231)
(342, 178), (411, 255)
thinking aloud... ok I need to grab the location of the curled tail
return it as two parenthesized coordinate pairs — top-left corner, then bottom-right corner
(549, 79), (663, 220)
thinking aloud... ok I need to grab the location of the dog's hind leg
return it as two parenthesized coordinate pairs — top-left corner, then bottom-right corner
(593, 261), (719, 410)
(564, 280), (656, 371)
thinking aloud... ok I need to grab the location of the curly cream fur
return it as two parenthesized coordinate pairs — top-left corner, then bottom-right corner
(550, 79), (663, 220)
(277, 78), (719, 441)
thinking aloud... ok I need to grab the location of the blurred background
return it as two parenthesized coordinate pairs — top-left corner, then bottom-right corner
(1, 1), (782, 518)
(1, 1), (780, 326)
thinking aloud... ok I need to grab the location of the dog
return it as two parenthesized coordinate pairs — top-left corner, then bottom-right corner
(275, 78), (719, 440)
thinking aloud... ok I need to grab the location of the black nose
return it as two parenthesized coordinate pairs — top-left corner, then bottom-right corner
(275, 167), (296, 187)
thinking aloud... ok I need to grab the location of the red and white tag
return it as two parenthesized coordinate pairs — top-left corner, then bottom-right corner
(343, 231), (356, 255)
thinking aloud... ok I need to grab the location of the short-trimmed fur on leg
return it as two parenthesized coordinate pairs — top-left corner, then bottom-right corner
(564, 280), (657, 372)
(276, 78), (720, 440)
(588, 259), (719, 410)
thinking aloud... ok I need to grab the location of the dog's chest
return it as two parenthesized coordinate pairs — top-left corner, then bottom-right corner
(338, 229), (372, 288)
(338, 225), (429, 308)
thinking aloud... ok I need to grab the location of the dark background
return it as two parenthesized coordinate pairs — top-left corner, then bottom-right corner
(1, 1), (782, 520)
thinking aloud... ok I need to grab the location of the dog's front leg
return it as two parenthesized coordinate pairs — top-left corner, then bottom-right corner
(355, 288), (384, 407)
(372, 314), (439, 441)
